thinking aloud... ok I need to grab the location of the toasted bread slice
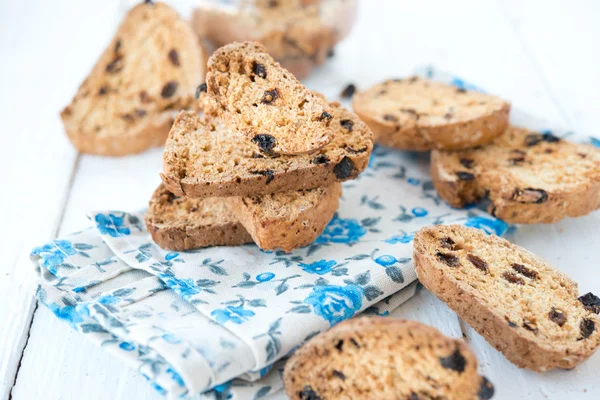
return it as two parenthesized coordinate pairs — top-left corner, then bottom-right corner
(161, 101), (372, 198)
(146, 183), (340, 252)
(61, 2), (206, 156)
(145, 184), (252, 251)
(206, 41), (334, 155)
(352, 77), (510, 151)
(431, 126), (600, 223)
(191, 0), (356, 79)
(229, 183), (341, 252)
(414, 225), (600, 371)
(284, 317), (494, 400)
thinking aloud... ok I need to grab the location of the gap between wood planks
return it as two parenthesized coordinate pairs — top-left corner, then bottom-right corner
(8, 154), (81, 400)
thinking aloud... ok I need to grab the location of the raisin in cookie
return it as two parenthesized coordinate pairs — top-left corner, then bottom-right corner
(61, 1), (206, 156)
(414, 225), (600, 371)
(145, 184), (252, 251)
(229, 183), (341, 252)
(352, 77), (510, 151)
(431, 126), (600, 224)
(161, 101), (372, 198)
(284, 317), (494, 400)
(206, 41), (334, 155)
(146, 183), (340, 252)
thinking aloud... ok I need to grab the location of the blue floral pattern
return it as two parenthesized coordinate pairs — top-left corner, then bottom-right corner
(299, 260), (337, 275)
(31, 67), (540, 399)
(95, 213), (131, 237)
(304, 284), (363, 326)
(315, 214), (366, 244)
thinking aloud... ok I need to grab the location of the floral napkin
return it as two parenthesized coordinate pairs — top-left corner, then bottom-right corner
(29, 68), (536, 399)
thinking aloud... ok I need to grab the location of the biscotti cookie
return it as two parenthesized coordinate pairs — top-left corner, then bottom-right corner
(145, 184), (253, 251)
(192, 0), (356, 79)
(61, 2), (206, 156)
(161, 101), (372, 198)
(431, 126), (600, 224)
(414, 225), (600, 371)
(352, 77), (510, 151)
(284, 317), (494, 400)
(206, 41), (334, 155)
(230, 183), (341, 252)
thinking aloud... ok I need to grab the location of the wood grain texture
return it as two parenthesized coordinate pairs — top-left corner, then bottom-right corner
(2, 0), (600, 399)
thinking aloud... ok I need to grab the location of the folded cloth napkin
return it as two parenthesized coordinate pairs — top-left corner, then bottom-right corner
(31, 68), (539, 399)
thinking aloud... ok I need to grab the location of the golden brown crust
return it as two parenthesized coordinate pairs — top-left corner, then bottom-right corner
(414, 225), (600, 371)
(64, 112), (174, 157)
(206, 41), (334, 155)
(161, 102), (373, 198)
(230, 183), (341, 252)
(431, 126), (600, 224)
(352, 77), (510, 151)
(284, 317), (491, 400)
(145, 184), (252, 251)
(61, 2), (206, 156)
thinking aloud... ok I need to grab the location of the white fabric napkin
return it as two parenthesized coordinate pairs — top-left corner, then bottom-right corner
(31, 68), (580, 399)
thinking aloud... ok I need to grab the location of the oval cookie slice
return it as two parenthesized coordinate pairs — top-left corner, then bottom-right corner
(414, 225), (600, 371)
(352, 77), (510, 151)
(284, 317), (494, 400)
(430, 126), (600, 224)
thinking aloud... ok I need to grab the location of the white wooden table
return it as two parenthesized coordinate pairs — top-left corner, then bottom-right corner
(1, 0), (599, 399)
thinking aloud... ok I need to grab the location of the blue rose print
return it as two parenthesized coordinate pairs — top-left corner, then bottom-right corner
(47, 303), (83, 327)
(256, 272), (275, 282)
(316, 214), (366, 244)
(119, 342), (135, 351)
(164, 252), (179, 261)
(212, 381), (233, 400)
(299, 260), (337, 275)
(212, 305), (256, 325)
(95, 213), (130, 237)
(304, 284), (363, 326)
(384, 233), (414, 244)
(98, 295), (119, 306)
(407, 177), (421, 186)
(166, 367), (185, 387)
(159, 276), (200, 299)
(591, 137), (600, 147)
(465, 216), (508, 236)
(411, 207), (428, 217)
(374, 255), (397, 267)
(162, 333), (182, 344)
(31, 240), (77, 271)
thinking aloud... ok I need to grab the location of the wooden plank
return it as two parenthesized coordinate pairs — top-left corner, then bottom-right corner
(0, 0), (121, 395)
(3, 1), (126, 399)
(499, 0), (600, 135)
(452, 2), (600, 398)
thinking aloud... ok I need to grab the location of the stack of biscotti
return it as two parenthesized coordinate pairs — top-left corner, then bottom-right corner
(61, 1), (207, 156)
(146, 41), (374, 253)
(352, 76), (600, 223)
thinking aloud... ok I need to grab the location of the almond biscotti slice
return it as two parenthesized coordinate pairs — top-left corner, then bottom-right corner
(161, 101), (372, 198)
(61, 2), (206, 156)
(414, 225), (600, 371)
(352, 77), (510, 151)
(284, 317), (494, 400)
(230, 183), (341, 252)
(431, 126), (600, 224)
(206, 41), (334, 155)
(145, 184), (252, 251)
